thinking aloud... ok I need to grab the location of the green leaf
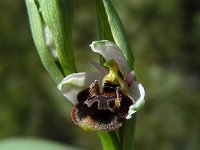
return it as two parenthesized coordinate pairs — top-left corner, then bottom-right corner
(98, 131), (120, 150)
(96, 0), (114, 64)
(0, 138), (80, 150)
(96, 0), (114, 42)
(25, 0), (63, 85)
(38, 0), (76, 75)
(102, 0), (134, 70)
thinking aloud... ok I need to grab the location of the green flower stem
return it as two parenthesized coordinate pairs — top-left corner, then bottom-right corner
(26, 0), (64, 85)
(121, 114), (137, 150)
(98, 131), (120, 150)
(38, 0), (76, 75)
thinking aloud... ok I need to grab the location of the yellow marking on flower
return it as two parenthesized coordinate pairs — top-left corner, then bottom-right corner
(103, 59), (127, 90)
(114, 88), (121, 108)
(115, 98), (121, 108)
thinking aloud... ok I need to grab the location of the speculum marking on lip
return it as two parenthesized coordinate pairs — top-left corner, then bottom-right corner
(72, 80), (133, 131)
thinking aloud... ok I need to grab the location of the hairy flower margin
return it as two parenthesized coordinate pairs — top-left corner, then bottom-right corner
(58, 40), (145, 131)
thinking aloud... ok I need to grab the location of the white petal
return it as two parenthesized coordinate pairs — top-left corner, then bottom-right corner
(90, 40), (130, 78)
(58, 72), (103, 104)
(126, 82), (145, 119)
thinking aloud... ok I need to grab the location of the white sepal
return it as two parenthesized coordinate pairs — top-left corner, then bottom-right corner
(90, 40), (130, 78)
(58, 72), (103, 104)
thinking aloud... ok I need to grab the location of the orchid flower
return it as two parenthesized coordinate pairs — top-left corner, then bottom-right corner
(58, 40), (145, 131)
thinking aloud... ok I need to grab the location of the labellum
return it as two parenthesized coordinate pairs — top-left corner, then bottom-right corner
(72, 80), (134, 131)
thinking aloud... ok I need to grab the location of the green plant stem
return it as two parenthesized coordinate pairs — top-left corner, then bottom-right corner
(98, 131), (120, 150)
(121, 114), (137, 150)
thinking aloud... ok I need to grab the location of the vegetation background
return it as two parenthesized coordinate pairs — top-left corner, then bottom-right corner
(0, 0), (200, 149)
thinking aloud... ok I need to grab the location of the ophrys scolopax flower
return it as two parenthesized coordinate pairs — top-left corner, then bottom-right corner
(58, 40), (145, 131)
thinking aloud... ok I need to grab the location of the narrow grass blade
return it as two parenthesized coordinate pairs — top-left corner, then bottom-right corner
(38, 0), (76, 75)
(102, 0), (134, 70)
(26, 0), (63, 84)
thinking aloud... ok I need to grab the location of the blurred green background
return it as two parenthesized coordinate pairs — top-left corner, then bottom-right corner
(0, 0), (200, 150)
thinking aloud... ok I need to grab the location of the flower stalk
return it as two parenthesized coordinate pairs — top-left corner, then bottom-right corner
(98, 131), (120, 150)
